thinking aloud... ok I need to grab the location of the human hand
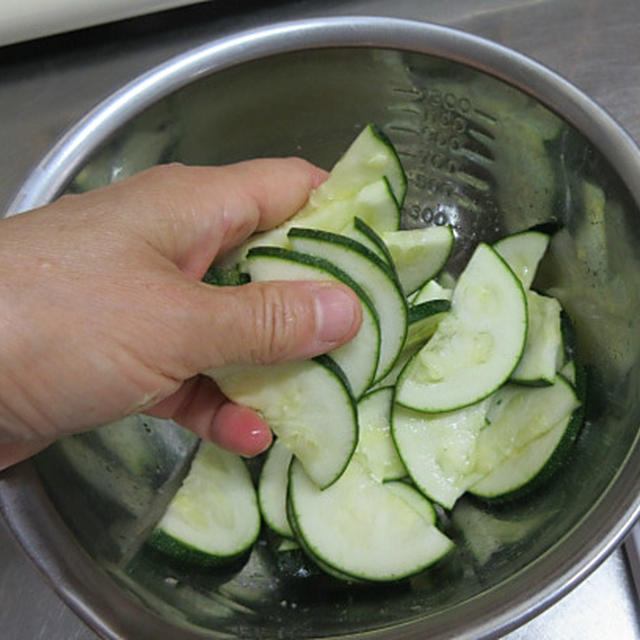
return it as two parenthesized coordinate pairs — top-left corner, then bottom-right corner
(0, 160), (362, 470)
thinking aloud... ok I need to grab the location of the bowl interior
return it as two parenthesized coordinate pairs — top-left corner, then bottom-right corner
(32, 46), (640, 638)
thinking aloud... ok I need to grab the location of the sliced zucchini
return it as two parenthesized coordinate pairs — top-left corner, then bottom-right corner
(396, 243), (528, 413)
(391, 398), (491, 509)
(202, 264), (250, 287)
(405, 300), (451, 349)
(511, 291), (563, 386)
(381, 226), (455, 295)
(383, 480), (437, 524)
(287, 458), (453, 582)
(411, 279), (452, 306)
(219, 125), (404, 268)
(493, 230), (550, 290)
(245, 246), (380, 398)
(353, 387), (405, 482)
(340, 177), (401, 233)
(297, 177), (401, 239)
(469, 376), (582, 500)
(348, 215), (396, 267)
(288, 227), (407, 383)
(473, 376), (580, 475)
(469, 405), (583, 501)
(147, 441), (260, 566)
(258, 439), (294, 538)
(208, 356), (357, 489)
(311, 124), (407, 206)
(373, 299), (451, 390)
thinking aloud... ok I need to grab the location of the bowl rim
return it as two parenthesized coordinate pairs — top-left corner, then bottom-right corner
(2, 14), (640, 640)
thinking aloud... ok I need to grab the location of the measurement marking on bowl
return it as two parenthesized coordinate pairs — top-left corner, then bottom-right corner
(388, 124), (422, 136)
(391, 86), (423, 98)
(456, 148), (495, 169)
(472, 108), (499, 124)
(468, 128), (497, 144)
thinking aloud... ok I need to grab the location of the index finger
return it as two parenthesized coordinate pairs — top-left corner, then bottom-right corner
(118, 158), (328, 276)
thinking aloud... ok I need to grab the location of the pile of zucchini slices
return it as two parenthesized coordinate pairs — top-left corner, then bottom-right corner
(146, 125), (585, 583)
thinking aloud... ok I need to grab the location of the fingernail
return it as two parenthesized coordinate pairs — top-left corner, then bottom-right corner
(314, 285), (361, 345)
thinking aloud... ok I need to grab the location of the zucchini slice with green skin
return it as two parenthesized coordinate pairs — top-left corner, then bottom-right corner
(147, 442), (260, 566)
(373, 299), (451, 390)
(346, 214), (396, 266)
(287, 458), (453, 582)
(311, 124), (407, 206)
(510, 291), (563, 386)
(202, 265), (250, 287)
(384, 480), (437, 524)
(493, 230), (550, 290)
(411, 279), (452, 306)
(472, 376), (581, 478)
(219, 123), (404, 267)
(258, 440), (294, 538)
(353, 216), (397, 266)
(392, 398), (492, 509)
(469, 387), (583, 502)
(396, 243), (528, 413)
(288, 227), (407, 383)
(353, 387), (405, 482)
(245, 246), (381, 399)
(381, 226), (455, 295)
(209, 355), (358, 490)
(405, 300), (451, 349)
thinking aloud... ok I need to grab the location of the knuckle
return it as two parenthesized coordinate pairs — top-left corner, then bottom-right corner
(249, 285), (301, 364)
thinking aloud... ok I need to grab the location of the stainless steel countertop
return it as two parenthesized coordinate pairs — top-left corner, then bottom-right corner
(1, 1), (640, 637)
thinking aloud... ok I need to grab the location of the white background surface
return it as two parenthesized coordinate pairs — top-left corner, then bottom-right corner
(0, 0), (206, 45)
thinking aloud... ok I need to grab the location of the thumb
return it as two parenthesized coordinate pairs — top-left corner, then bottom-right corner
(177, 279), (362, 372)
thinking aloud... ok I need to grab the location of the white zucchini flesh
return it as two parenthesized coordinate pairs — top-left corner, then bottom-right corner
(293, 177), (400, 238)
(470, 413), (574, 499)
(219, 123), (404, 268)
(493, 230), (550, 290)
(258, 440), (294, 538)
(310, 124), (407, 206)
(511, 291), (563, 385)
(560, 360), (577, 386)
(396, 243), (528, 413)
(341, 178), (400, 233)
(244, 247), (380, 399)
(353, 387), (405, 482)
(372, 300), (451, 390)
(405, 300), (451, 350)
(150, 442), (260, 563)
(471, 376), (580, 476)
(383, 481), (437, 524)
(412, 279), (453, 305)
(381, 226), (455, 295)
(288, 228), (407, 383)
(346, 217), (395, 265)
(208, 357), (357, 490)
(226, 179), (400, 270)
(391, 399), (491, 509)
(288, 458), (453, 582)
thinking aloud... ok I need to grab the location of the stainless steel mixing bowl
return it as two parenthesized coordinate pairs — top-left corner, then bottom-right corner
(2, 16), (640, 640)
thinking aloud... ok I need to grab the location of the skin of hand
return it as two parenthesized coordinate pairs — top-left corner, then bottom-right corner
(0, 159), (363, 471)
